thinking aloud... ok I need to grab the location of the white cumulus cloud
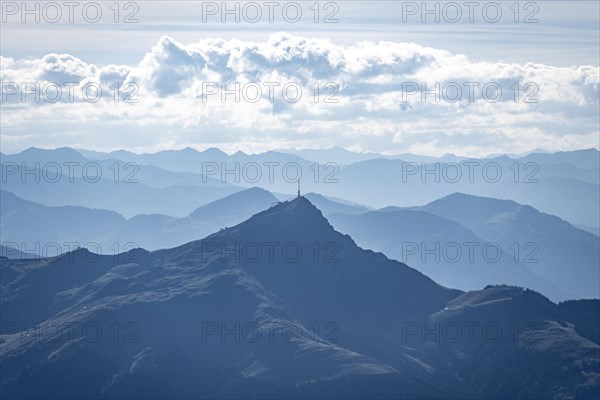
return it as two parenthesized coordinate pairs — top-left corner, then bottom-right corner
(1, 33), (598, 156)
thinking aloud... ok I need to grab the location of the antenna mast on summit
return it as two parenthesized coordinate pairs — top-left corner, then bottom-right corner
(297, 179), (301, 198)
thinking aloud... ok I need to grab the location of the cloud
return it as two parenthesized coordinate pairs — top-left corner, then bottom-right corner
(1, 33), (598, 156)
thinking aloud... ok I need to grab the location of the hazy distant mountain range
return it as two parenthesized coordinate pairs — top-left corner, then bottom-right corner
(2, 147), (598, 226)
(0, 187), (363, 250)
(0, 147), (238, 218)
(329, 193), (599, 301)
(421, 193), (600, 300)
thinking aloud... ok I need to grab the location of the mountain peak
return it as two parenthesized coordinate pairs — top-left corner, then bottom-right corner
(17, 146), (86, 161)
(201, 147), (227, 156)
(425, 192), (520, 211)
(279, 194), (316, 209)
(254, 195), (328, 225)
(265, 195), (325, 220)
(202, 195), (338, 245)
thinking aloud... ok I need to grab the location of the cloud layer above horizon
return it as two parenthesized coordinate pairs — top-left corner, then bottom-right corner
(1, 33), (599, 156)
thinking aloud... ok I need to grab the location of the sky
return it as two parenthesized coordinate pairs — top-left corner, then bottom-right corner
(1, 0), (599, 156)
